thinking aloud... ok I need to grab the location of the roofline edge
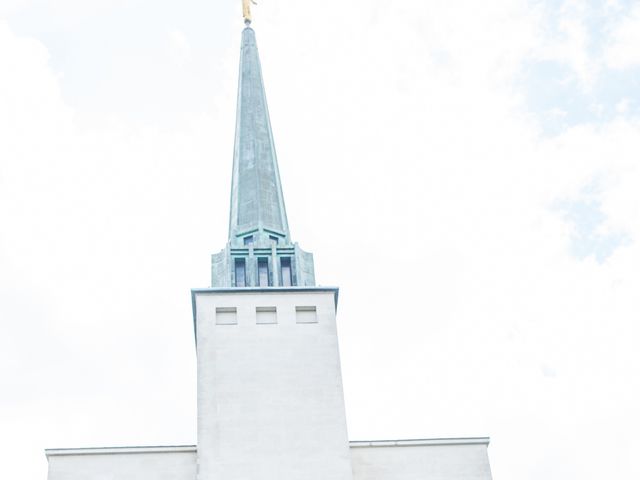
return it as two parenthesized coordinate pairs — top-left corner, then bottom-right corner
(45, 445), (197, 457)
(349, 437), (491, 448)
(45, 437), (490, 457)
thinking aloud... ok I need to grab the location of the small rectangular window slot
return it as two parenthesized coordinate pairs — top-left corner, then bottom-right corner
(256, 306), (277, 325)
(296, 306), (317, 324)
(216, 307), (238, 325)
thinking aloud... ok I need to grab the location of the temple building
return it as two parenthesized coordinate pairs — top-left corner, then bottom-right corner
(45, 25), (493, 480)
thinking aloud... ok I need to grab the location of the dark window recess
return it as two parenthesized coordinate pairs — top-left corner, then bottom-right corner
(280, 257), (293, 287)
(258, 258), (271, 287)
(235, 258), (247, 287)
(243, 236), (254, 246)
(269, 235), (279, 245)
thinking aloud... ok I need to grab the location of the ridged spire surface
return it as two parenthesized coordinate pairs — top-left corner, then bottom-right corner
(211, 27), (315, 288)
(228, 27), (290, 245)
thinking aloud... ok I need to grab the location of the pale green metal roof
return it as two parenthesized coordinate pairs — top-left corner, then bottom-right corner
(228, 27), (290, 245)
(211, 27), (315, 289)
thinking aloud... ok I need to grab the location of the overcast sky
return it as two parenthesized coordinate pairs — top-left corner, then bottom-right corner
(2, 1), (640, 479)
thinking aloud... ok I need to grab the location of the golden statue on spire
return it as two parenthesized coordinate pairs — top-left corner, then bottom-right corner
(243, 0), (257, 24)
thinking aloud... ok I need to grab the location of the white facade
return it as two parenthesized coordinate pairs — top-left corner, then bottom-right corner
(46, 446), (197, 480)
(351, 439), (492, 480)
(194, 287), (353, 480)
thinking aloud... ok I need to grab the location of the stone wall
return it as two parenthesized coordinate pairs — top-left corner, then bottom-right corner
(46, 447), (196, 480)
(351, 439), (492, 480)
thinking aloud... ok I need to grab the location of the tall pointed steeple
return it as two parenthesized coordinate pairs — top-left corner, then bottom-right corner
(211, 27), (315, 288)
(229, 27), (290, 245)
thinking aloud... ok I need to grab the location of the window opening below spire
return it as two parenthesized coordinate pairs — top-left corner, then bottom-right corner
(280, 257), (292, 287)
(235, 258), (247, 287)
(258, 258), (271, 287)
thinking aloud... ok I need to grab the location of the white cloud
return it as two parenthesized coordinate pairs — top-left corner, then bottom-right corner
(0, 20), (215, 479)
(168, 29), (192, 65)
(529, 1), (600, 91)
(0, 21), (73, 139)
(605, 4), (640, 69)
(615, 97), (631, 113)
(0, 0), (27, 16)
(524, 1), (640, 99)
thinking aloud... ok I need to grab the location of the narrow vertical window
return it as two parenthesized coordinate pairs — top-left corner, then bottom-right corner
(235, 258), (246, 287)
(280, 257), (292, 287)
(258, 258), (270, 287)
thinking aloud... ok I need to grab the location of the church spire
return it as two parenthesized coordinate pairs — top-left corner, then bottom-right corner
(228, 27), (290, 245)
(211, 27), (315, 288)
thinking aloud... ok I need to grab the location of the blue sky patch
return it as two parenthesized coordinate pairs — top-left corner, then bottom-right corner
(554, 181), (630, 263)
(521, 0), (640, 135)
(522, 60), (640, 135)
